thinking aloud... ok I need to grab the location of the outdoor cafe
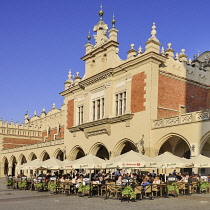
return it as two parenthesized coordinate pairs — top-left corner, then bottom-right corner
(6, 151), (210, 202)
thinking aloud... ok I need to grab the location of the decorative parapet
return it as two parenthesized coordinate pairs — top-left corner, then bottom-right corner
(164, 116), (179, 126)
(196, 111), (209, 121)
(152, 110), (210, 129)
(180, 113), (192, 124)
(1, 139), (64, 154)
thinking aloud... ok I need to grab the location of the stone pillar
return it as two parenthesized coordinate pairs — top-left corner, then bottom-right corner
(190, 143), (199, 174)
(8, 166), (12, 176)
(109, 28), (118, 42)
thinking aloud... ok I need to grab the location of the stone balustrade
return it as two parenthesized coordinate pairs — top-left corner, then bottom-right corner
(1, 139), (64, 154)
(152, 110), (210, 129)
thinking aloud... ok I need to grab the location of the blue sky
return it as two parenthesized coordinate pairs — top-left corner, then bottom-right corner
(0, 0), (210, 123)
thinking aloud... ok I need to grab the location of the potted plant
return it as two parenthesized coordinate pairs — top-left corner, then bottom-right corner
(18, 180), (27, 190)
(121, 186), (136, 201)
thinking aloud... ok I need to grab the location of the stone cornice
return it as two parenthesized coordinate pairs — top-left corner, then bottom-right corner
(159, 70), (210, 89)
(81, 40), (119, 61)
(68, 113), (134, 133)
(116, 51), (166, 71)
(79, 68), (114, 89)
(60, 84), (82, 97)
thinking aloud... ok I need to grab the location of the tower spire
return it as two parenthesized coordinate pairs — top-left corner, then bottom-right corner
(87, 30), (91, 43)
(98, 4), (104, 20)
(112, 13), (116, 28)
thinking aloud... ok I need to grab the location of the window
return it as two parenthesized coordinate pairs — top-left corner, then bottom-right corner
(78, 105), (84, 125)
(97, 99), (100, 119)
(92, 98), (104, 120)
(116, 92), (126, 116)
(92, 101), (95, 121)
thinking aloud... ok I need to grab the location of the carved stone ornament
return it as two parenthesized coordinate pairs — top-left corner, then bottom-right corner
(84, 124), (111, 138)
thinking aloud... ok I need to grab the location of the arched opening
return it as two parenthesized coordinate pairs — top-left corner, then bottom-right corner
(89, 143), (109, 160)
(42, 152), (50, 161)
(198, 131), (210, 158)
(201, 134), (210, 157)
(56, 150), (64, 161)
(159, 135), (191, 159)
(113, 139), (137, 157)
(3, 158), (9, 176)
(20, 155), (27, 165)
(11, 156), (17, 176)
(76, 149), (85, 160)
(69, 146), (85, 161)
(121, 142), (136, 155)
(31, 154), (37, 161)
(96, 145), (109, 160)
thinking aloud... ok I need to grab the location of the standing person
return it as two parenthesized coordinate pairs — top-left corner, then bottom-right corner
(114, 169), (120, 180)
(151, 170), (156, 177)
(172, 170), (177, 176)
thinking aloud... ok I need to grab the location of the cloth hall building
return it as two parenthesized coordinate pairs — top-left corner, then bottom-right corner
(1, 8), (210, 177)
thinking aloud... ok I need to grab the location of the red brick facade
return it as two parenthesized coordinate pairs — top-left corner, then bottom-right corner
(67, 99), (74, 129)
(2, 137), (42, 149)
(131, 72), (146, 113)
(41, 127), (64, 141)
(158, 72), (210, 118)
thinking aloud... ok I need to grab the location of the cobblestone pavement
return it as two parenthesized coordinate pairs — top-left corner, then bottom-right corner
(1, 178), (210, 210)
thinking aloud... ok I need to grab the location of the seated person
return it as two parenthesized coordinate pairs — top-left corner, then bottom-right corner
(191, 174), (199, 183)
(181, 175), (190, 183)
(176, 173), (182, 181)
(76, 175), (83, 183)
(59, 176), (65, 183)
(99, 176), (106, 185)
(153, 176), (160, 184)
(141, 179), (150, 189)
(116, 175), (122, 186)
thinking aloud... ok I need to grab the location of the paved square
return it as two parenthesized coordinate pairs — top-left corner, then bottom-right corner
(1, 179), (210, 210)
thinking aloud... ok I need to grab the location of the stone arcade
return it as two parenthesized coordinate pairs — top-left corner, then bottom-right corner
(1, 7), (210, 177)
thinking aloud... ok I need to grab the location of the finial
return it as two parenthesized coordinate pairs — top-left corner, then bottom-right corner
(194, 54), (198, 60)
(167, 43), (172, 49)
(112, 13), (116, 28)
(87, 30), (91, 43)
(175, 52), (179, 60)
(115, 48), (119, 54)
(179, 49), (187, 61)
(197, 51), (200, 57)
(42, 108), (45, 112)
(130, 43), (134, 49)
(76, 72), (79, 77)
(52, 103), (56, 109)
(68, 70), (73, 80)
(181, 49), (185, 54)
(25, 110), (28, 115)
(138, 46), (142, 54)
(161, 46), (164, 54)
(98, 4), (104, 20)
(34, 111), (36, 116)
(151, 22), (157, 38)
